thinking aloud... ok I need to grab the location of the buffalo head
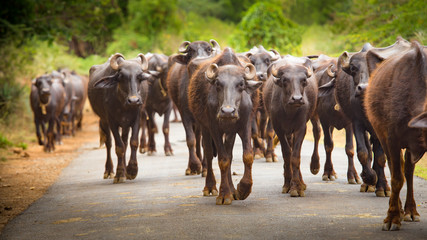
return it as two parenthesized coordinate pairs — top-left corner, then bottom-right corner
(33, 74), (54, 105)
(174, 39), (221, 65)
(205, 61), (261, 120)
(94, 53), (150, 106)
(245, 46), (280, 82)
(270, 56), (313, 107)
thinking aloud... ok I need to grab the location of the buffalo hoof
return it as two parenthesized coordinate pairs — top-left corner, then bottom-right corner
(236, 181), (252, 200)
(266, 157), (273, 163)
(273, 155), (279, 162)
(360, 183), (376, 193)
(322, 173), (336, 181)
(282, 185), (290, 194)
(165, 150), (173, 156)
(216, 194), (233, 205)
(103, 172), (115, 179)
(254, 148), (264, 159)
(348, 178), (361, 184)
(113, 176), (126, 184)
(202, 169), (207, 177)
(203, 187), (218, 196)
(139, 147), (147, 154)
(185, 168), (200, 176)
(404, 213), (420, 222)
(375, 187), (390, 197)
(310, 158), (320, 175)
(147, 151), (156, 156)
(290, 189), (305, 197)
(382, 222), (401, 231)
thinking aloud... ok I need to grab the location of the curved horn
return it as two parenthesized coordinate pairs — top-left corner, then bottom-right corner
(178, 41), (191, 53)
(110, 53), (125, 70)
(205, 63), (218, 82)
(327, 64), (336, 78)
(270, 49), (280, 61)
(271, 64), (279, 78)
(245, 52), (253, 59)
(210, 39), (221, 53)
(244, 63), (256, 80)
(339, 51), (350, 70)
(137, 53), (148, 71)
(305, 67), (313, 78)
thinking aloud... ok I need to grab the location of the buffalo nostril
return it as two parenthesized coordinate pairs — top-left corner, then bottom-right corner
(221, 107), (235, 115)
(127, 96), (141, 105)
(292, 96), (303, 102)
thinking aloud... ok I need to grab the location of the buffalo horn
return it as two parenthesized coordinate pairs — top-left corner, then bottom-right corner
(110, 53), (125, 70)
(178, 41), (191, 53)
(210, 39), (221, 53)
(305, 67), (313, 78)
(270, 49), (280, 61)
(244, 63), (256, 80)
(137, 53), (148, 71)
(205, 63), (218, 82)
(327, 64), (336, 78)
(271, 64), (279, 78)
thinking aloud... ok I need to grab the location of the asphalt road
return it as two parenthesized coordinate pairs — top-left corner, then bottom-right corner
(1, 116), (427, 240)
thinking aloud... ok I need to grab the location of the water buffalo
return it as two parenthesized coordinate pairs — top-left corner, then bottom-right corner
(30, 74), (66, 152)
(167, 39), (221, 176)
(263, 55), (317, 197)
(88, 53), (151, 183)
(188, 47), (262, 205)
(245, 46), (280, 161)
(319, 38), (410, 196)
(313, 55), (360, 184)
(60, 69), (88, 136)
(365, 41), (426, 231)
(139, 53), (173, 156)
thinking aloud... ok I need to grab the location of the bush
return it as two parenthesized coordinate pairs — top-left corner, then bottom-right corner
(0, 133), (13, 149)
(230, 1), (304, 55)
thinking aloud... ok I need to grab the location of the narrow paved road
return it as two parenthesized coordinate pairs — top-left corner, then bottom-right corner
(1, 117), (426, 239)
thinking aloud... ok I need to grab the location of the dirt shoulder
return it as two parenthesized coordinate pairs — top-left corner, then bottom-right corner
(0, 108), (99, 233)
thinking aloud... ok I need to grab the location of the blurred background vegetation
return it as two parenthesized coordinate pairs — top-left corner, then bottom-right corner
(0, 0), (425, 161)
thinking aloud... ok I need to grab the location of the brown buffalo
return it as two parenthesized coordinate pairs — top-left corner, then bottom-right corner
(30, 73), (66, 152)
(88, 53), (152, 183)
(365, 41), (426, 231)
(139, 53), (173, 156)
(167, 40), (220, 176)
(313, 55), (360, 184)
(188, 47), (262, 205)
(263, 55), (317, 197)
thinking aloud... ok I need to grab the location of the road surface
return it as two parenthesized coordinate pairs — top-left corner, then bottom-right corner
(1, 116), (426, 239)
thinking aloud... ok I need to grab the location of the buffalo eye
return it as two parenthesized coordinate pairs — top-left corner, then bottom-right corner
(264, 58), (270, 65)
(237, 81), (244, 91)
(215, 81), (222, 90)
(301, 78), (307, 87)
(350, 65), (358, 73)
(207, 46), (212, 53)
(137, 73), (145, 82)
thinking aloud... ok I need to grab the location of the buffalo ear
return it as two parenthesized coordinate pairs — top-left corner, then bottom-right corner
(173, 54), (189, 65)
(409, 111), (427, 128)
(338, 51), (351, 74)
(366, 51), (385, 75)
(141, 72), (155, 85)
(245, 80), (262, 94)
(318, 78), (336, 97)
(93, 74), (119, 88)
(149, 70), (160, 78)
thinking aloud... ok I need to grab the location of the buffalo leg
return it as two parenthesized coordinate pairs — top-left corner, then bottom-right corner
(321, 124), (337, 181)
(344, 125), (359, 184)
(224, 134), (237, 198)
(265, 119), (277, 162)
(100, 121), (114, 179)
(290, 126), (307, 197)
(353, 123), (376, 192)
(110, 123), (126, 183)
(211, 132), (233, 205)
(147, 112), (157, 155)
(383, 140), (404, 231)
(182, 114), (202, 175)
(162, 104), (173, 156)
(34, 118), (43, 145)
(139, 111), (148, 154)
(127, 118), (140, 180)
(202, 128), (218, 196)
(310, 116), (321, 175)
(403, 150), (420, 222)
(372, 137), (390, 197)
(237, 124), (254, 200)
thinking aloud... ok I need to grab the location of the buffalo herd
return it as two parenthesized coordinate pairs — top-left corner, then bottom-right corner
(30, 37), (426, 231)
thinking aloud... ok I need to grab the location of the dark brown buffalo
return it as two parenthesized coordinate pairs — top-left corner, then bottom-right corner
(319, 38), (410, 196)
(30, 73), (66, 152)
(245, 46), (280, 161)
(88, 53), (151, 183)
(167, 40), (220, 176)
(188, 47), (262, 205)
(139, 53), (173, 156)
(263, 55), (317, 197)
(60, 69), (88, 136)
(312, 55), (360, 184)
(365, 41), (426, 231)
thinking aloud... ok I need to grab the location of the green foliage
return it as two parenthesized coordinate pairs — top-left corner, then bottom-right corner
(0, 133), (13, 149)
(231, 1), (303, 55)
(16, 142), (28, 150)
(331, 0), (426, 50)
